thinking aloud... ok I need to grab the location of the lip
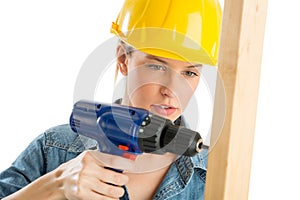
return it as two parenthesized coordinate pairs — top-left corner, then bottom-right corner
(150, 104), (178, 116)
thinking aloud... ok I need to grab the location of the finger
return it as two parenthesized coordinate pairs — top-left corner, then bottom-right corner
(70, 177), (122, 200)
(67, 189), (118, 200)
(80, 190), (120, 200)
(96, 167), (129, 186)
(89, 151), (137, 172)
(75, 151), (129, 186)
(90, 180), (125, 199)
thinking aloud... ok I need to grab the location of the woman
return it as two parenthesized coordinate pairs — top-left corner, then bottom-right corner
(0, 0), (222, 199)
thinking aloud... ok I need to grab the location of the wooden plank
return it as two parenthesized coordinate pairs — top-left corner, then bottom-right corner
(204, 0), (268, 199)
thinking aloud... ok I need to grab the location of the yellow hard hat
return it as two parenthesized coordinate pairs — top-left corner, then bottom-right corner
(111, 0), (222, 66)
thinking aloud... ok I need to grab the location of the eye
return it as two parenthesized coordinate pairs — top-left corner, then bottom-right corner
(182, 71), (199, 77)
(146, 64), (167, 71)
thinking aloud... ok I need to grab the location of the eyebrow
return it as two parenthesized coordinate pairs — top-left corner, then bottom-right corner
(146, 55), (168, 64)
(187, 64), (203, 68)
(146, 55), (203, 68)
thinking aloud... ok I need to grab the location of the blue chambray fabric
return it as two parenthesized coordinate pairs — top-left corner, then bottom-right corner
(0, 124), (208, 199)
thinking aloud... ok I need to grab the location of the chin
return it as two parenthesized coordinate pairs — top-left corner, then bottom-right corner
(157, 113), (180, 122)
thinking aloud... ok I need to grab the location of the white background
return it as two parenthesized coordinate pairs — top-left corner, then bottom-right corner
(0, 0), (299, 199)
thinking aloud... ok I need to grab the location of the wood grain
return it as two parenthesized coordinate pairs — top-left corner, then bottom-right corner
(204, 0), (268, 199)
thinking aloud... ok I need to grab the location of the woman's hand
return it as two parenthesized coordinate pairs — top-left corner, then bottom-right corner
(3, 150), (135, 200)
(56, 150), (135, 200)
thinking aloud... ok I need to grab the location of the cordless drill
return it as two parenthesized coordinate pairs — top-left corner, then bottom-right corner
(70, 100), (206, 160)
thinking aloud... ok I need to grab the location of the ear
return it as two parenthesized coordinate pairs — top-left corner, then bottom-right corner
(116, 44), (128, 76)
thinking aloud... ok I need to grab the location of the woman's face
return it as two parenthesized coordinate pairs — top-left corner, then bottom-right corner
(118, 48), (201, 122)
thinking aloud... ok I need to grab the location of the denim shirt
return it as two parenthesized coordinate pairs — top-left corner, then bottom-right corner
(0, 124), (208, 199)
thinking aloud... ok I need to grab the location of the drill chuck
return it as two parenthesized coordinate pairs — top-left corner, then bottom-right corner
(138, 114), (203, 157)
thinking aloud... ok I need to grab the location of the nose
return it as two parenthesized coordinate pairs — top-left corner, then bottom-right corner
(159, 70), (193, 100)
(160, 72), (177, 98)
(160, 86), (175, 98)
